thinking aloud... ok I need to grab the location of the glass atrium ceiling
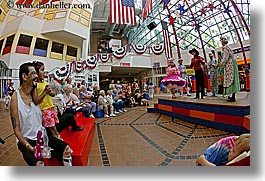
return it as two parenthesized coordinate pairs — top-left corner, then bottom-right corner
(127, 0), (250, 51)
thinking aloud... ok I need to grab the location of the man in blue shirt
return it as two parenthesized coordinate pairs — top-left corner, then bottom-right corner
(178, 59), (191, 96)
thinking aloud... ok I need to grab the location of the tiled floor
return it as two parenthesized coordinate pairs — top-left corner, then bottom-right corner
(0, 95), (236, 166)
(88, 106), (234, 166)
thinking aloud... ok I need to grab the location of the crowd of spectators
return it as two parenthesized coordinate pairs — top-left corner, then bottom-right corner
(54, 78), (153, 118)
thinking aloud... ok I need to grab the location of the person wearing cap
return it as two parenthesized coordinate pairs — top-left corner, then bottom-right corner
(161, 58), (186, 99)
(177, 59), (191, 96)
(207, 52), (218, 97)
(189, 48), (205, 99)
(220, 37), (240, 102)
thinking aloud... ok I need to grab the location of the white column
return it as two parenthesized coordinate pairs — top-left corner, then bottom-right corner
(82, 39), (89, 60)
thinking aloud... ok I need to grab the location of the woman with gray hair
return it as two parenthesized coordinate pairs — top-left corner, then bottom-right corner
(98, 90), (115, 118)
(50, 80), (84, 132)
(79, 85), (96, 118)
(220, 37), (240, 102)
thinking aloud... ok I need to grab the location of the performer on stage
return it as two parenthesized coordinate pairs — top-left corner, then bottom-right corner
(161, 58), (186, 99)
(217, 51), (224, 94)
(207, 52), (218, 97)
(189, 48), (206, 99)
(220, 37), (240, 102)
(177, 59), (191, 96)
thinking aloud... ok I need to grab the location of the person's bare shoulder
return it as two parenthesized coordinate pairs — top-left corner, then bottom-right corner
(10, 91), (19, 128)
(10, 91), (18, 110)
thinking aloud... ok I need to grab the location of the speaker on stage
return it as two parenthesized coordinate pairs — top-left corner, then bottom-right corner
(147, 22), (157, 31)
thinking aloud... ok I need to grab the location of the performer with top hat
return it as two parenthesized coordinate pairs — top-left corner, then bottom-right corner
(161, 58), (186, 99)
(189, 48), (206, 99)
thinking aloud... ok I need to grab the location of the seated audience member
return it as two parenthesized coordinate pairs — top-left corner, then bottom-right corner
(134, 88), (142, 105)
(112, 89), (127, 113)
(132, 81), (139, 94)
(92, 85), (100, 103)
(123, 90), (133, 107)
(128, 93), (136, 107)
(60, 78), (66, 94)
(141, 89), (150, 106)
(81, 80), (86, 86)
(105, 90), (117, 116)
(79, 85), (96, 118)
(65, 77), (73, 88)
(73, 84), (80, 99)
(115, 80), (122, 94)
(98, 90), (115, 117)
(121, 89), (130, 107)
(127, 83), (132, 95)
(72, 82), (76, 89)
(64, 84), (92, 118)
(196, 133), (250, 166)
(87, 83), (93, 92)
(10, 63), (73, 166)
(49, 80), (84, 132)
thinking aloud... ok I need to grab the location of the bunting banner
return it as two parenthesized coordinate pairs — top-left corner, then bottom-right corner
(99, 53), (112, 63)
(54, 63), (70, 79)
(85, 55), (98, 70)
(113, 46), (127, 59)
(70, 60), (76, 73)
(150, 44), (164, 55)
(49, 43), (166, 77)
(131, 44), (148, 54)
(75, 61), (84, 73)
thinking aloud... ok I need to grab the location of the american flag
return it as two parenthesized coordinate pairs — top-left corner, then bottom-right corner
(161, 21), (173, 59)
(110, 0), (137, 26)
(142, 0), (152, 22)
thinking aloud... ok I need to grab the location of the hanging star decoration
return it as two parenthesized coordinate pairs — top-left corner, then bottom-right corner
(161, 0), (170, 9)
(169, 16), (176, 25)
(207, 3), (215, 11)
(194, 18), (202, 30)
(177, 4), (185, 14)
(223, 6), (232, 13)
(199, 8), (206, 16)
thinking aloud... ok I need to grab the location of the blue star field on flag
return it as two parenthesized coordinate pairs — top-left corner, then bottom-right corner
(121, 0), (135, 7)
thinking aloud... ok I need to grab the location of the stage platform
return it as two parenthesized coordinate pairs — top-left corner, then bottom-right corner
(148, 92), (250, 134)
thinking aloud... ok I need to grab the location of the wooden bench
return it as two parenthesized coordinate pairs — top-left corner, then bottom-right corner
(225, 156), (250, 166)
(44, 116), (95, 166)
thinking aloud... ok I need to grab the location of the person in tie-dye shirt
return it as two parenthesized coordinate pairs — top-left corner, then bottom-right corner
(196, 133), (250, 166)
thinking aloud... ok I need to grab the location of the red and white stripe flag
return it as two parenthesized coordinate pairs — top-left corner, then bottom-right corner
(161, 21), (173, 59)
(142, 0), (152, 22)
(110, 0), (137, 26)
